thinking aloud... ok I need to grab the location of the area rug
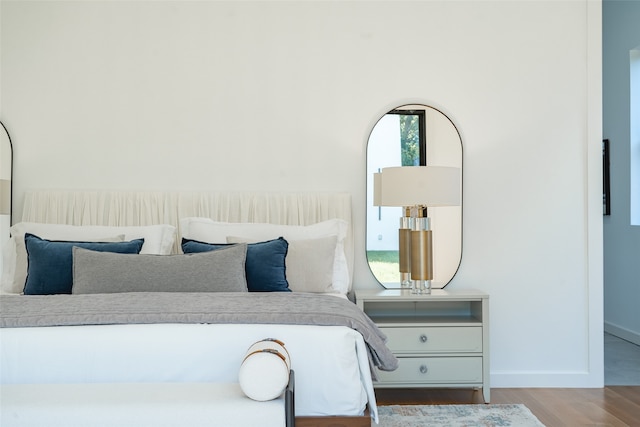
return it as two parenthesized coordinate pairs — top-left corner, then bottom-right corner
(377, 404), (545, 427)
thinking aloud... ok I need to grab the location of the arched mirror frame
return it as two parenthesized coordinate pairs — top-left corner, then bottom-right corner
(1, 121), (13, 270)
(0, 121), (12, 220)
(365, 102), (463, 289)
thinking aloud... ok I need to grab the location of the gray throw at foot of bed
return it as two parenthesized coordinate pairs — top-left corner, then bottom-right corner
(0, 292), (398, 373)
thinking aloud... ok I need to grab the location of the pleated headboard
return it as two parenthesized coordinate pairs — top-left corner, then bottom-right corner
(20, 190), (354, 288)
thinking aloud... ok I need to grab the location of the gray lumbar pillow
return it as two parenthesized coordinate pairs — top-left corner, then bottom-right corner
(72, 243), (248, 294)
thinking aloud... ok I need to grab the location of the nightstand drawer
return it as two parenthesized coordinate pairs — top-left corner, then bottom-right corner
(376, 357), (483, 384)
(380, 326), (482, 353)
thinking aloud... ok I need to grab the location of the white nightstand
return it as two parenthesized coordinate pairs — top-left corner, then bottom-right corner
(356, 288), (490, 402)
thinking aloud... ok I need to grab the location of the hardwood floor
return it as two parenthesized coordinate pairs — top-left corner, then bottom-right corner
(375, 387), (640, 426)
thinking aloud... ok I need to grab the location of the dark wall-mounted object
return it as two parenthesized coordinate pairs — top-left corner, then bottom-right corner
(603, 139), (611, 216)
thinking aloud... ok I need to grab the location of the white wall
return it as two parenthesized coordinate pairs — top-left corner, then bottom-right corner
(0, 0), (603, 388)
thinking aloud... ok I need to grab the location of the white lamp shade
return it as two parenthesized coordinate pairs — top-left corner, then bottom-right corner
(376, 166), (461, 207)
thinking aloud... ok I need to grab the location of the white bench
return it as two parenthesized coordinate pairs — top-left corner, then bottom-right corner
(1, 378), (295, 427)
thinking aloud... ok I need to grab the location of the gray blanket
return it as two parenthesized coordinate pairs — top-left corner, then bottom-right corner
(0, 292), (398, 372)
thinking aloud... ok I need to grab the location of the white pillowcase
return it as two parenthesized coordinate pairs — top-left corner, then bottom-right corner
(239, 339), (291, 401)
(180, 218), (349, 294)
(227, 235), (337, 294)
(1, 222), (176, 295)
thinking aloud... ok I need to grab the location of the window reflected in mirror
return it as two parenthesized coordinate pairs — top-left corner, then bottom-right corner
(366, 105), (462, 289)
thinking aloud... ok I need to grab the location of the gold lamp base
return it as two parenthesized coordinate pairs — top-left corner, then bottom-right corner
(410, 216), (433, 295)
(398, 212), (413, 288)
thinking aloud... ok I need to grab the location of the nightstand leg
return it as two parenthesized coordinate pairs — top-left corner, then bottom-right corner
(483, 387), (490, 403)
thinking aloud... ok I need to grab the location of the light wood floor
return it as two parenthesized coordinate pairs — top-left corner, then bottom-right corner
(375, 387), (640, 426)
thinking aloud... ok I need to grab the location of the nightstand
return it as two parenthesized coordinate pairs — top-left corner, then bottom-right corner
(356, 288), (490, 402)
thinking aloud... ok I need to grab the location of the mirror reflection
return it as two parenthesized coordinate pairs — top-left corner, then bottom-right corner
(366, 105), (462, 289)
(1, 122), (13, 264)
(1, 122), (12, 221)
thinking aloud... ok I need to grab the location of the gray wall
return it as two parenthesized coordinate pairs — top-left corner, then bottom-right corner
(603, 0), (640, 344)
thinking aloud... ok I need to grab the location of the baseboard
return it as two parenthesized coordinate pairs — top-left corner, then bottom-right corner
(604, 321), (640, 346)
(490, 371), (603, 388)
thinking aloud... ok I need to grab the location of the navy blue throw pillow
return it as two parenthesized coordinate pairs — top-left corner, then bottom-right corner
(182, 237), (290, 292)
(23, 233), (145, 295)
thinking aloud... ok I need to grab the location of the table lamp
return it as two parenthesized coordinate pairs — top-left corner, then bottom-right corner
(374, 166), (461, 294)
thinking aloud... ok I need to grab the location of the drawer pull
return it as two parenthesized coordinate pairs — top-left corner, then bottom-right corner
(419, 365), (428, 374)
(420, 334), (428, 343)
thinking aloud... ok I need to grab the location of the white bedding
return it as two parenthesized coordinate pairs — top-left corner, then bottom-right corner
(0, 190), (382, 424)
(0, 323), (378, 421)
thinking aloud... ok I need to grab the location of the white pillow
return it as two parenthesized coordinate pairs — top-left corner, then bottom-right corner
(239, 339), (291, 401)
(1, 222), (176, 295)
(227, 235), (337, 294)
(180, 218), (349, 294)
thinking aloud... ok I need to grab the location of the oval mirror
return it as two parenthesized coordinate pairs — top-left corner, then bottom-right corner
(1, 122), (12, 222)
(366, 105), (462, 289)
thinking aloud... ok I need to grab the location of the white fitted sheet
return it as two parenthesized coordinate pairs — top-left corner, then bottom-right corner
(0, 323), (378, 421)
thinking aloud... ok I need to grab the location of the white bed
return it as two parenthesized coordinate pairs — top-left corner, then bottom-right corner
(1, 324), (372, 418)
(0, 191), (396, 427)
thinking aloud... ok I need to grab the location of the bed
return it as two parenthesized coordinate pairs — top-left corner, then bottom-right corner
(0, 191), (398, 427)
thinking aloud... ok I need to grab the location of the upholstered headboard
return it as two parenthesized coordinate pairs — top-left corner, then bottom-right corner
(20, 190), (354, 288)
